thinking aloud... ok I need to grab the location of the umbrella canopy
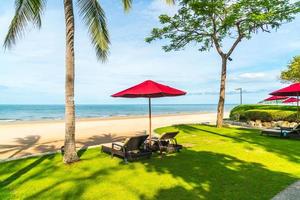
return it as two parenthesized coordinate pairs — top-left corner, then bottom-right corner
(270, 83), (300, 96)
(111, 80), (186, 142)
(112, 80), (186, 98)
(270, 83), (300, 121)
(264, 96), (288, 101)
(283, 97), (299, 103)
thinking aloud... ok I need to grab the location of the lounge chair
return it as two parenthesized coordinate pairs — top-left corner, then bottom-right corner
(261, 124), (300, 138)
(102, 135), (151, 162)
(150, 131), (182, 154)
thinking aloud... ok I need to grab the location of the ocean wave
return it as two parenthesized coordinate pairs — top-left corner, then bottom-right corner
(0, 119), (18, 122)
(0, 104), (236, 122)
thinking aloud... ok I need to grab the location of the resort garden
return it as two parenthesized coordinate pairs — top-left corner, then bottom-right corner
(1, 124), (300, 199)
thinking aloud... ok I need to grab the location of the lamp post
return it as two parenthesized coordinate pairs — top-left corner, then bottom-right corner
(235, 88), (242, 105)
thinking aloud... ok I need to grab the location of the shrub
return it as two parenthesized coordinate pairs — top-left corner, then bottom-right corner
(230, 105), (298, 122)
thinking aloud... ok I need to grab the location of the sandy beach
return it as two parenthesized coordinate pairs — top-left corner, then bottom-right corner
(0, 112), (228, 160)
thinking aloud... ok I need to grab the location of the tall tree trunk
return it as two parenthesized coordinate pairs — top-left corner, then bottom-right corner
(63, 0), (79, 163)
(216, 56), (227, 128)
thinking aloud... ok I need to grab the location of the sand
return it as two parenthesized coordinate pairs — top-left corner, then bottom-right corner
(0, 112), (228, 160)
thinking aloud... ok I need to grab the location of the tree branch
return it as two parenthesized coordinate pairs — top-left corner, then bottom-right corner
(211, 13), (225, 57)
(227, 23), (243, 57)
(212, 34), (225, 57)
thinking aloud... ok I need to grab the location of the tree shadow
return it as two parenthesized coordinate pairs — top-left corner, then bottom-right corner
(0, 154), (55, 188)
(174, 124), (300, 163)
(34, 144), (56, 153)
(0, 147), (297, 199)
(0, 131), (143, 160)
(140, 186), (199, 200)
(0, 135), (41, 159)
(142, 149), (297, 200)
(22, 164), (125, 200)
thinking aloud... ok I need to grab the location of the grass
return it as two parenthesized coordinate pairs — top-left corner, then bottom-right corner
(231, 104), (298, 113)
(1, 124), (300, 200)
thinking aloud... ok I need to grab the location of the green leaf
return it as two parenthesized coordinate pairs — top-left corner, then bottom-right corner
(122, 0), (132, 11)
(146, 0), (300, 54)
(280, 56), (300, 83)
(4, 0), (46, 49)
(77, 0), (110, 61)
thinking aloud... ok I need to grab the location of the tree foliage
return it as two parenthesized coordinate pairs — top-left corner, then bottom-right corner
(280, 55), (300, 83)
(146, 0), (300, 128)
(146, 0), (300, 58)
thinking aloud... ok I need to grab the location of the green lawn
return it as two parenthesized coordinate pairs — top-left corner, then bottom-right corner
(1, 125), (300, 200)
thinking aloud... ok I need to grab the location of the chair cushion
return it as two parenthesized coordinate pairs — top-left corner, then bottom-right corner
(112, 142), (124, 150)
(102, 142), (124, 152)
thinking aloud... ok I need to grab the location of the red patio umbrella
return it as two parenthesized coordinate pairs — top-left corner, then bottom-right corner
(264, 96), (288, 101)
(111, 80), (186, 141)
(283, 97), (299, 104)
(270, 83), (300, 96)
(270, 83), (300, 119)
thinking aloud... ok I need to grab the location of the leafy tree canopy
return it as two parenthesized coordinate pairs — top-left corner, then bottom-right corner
(146, 0), (300, 58)
(280, 55), (300, 83)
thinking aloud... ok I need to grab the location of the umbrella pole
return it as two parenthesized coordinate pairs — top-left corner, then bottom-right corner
(148, 97), (152, 143)
(297, 94), (299, 122)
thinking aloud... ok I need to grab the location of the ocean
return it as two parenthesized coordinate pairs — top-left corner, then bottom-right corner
(0, 104), (236, 122)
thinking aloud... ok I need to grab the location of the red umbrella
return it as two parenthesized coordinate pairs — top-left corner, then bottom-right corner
(112, 80), (186, 141)
(270, 83), (300, 119)
(264, 96), (288, 101)
(283, 97), (299, 103)
(270, 83), (300, 96)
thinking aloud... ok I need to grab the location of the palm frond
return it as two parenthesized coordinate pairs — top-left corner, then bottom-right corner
(165, 0), (175, 5)
(77, 0), (109, 61)
(122, 0), (132, 11)
(4, 0), (46, 49)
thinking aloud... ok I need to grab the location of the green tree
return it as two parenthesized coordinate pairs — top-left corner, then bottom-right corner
(4, 0), (173, 163)
(280, 56), (300, 83)
(146, 0), (300, 127)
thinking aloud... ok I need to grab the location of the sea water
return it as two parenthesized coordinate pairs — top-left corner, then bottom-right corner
(0, 104), (236, 122)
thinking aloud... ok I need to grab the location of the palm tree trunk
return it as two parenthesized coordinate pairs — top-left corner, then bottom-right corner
(216, 56), (227, 128)
(63, 0), (79, 163)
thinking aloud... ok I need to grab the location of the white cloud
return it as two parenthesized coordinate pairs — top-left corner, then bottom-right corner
(238, 72), (266, 79)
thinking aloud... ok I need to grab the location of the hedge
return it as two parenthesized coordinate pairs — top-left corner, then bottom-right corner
(230, 105), (298, 122)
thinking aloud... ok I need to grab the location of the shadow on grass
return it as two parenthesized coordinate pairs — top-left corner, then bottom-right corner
(1, 125), (299, 200)
(0, 154), (55, 188)
(142, 149), (297, 200)
(174, 124), (300, 163)
(22, 163), (123, 200)
(0, 147), (297, 200)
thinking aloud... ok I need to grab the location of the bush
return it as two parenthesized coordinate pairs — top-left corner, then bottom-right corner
(230, 105), (298, 122)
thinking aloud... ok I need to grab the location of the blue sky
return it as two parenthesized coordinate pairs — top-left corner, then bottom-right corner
(0, 0), (300, 105)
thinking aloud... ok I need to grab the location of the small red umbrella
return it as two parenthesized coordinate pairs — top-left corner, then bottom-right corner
(112, 80), (186, 141)
(264, 96), (288, 101)
(270, 83), (300, 119)
(283, 97), (299, 104)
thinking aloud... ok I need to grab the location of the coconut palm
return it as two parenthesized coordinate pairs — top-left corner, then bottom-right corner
(4, 0), (174, 163)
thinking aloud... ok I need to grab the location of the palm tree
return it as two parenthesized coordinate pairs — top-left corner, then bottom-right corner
(4, 0), (174, 163)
